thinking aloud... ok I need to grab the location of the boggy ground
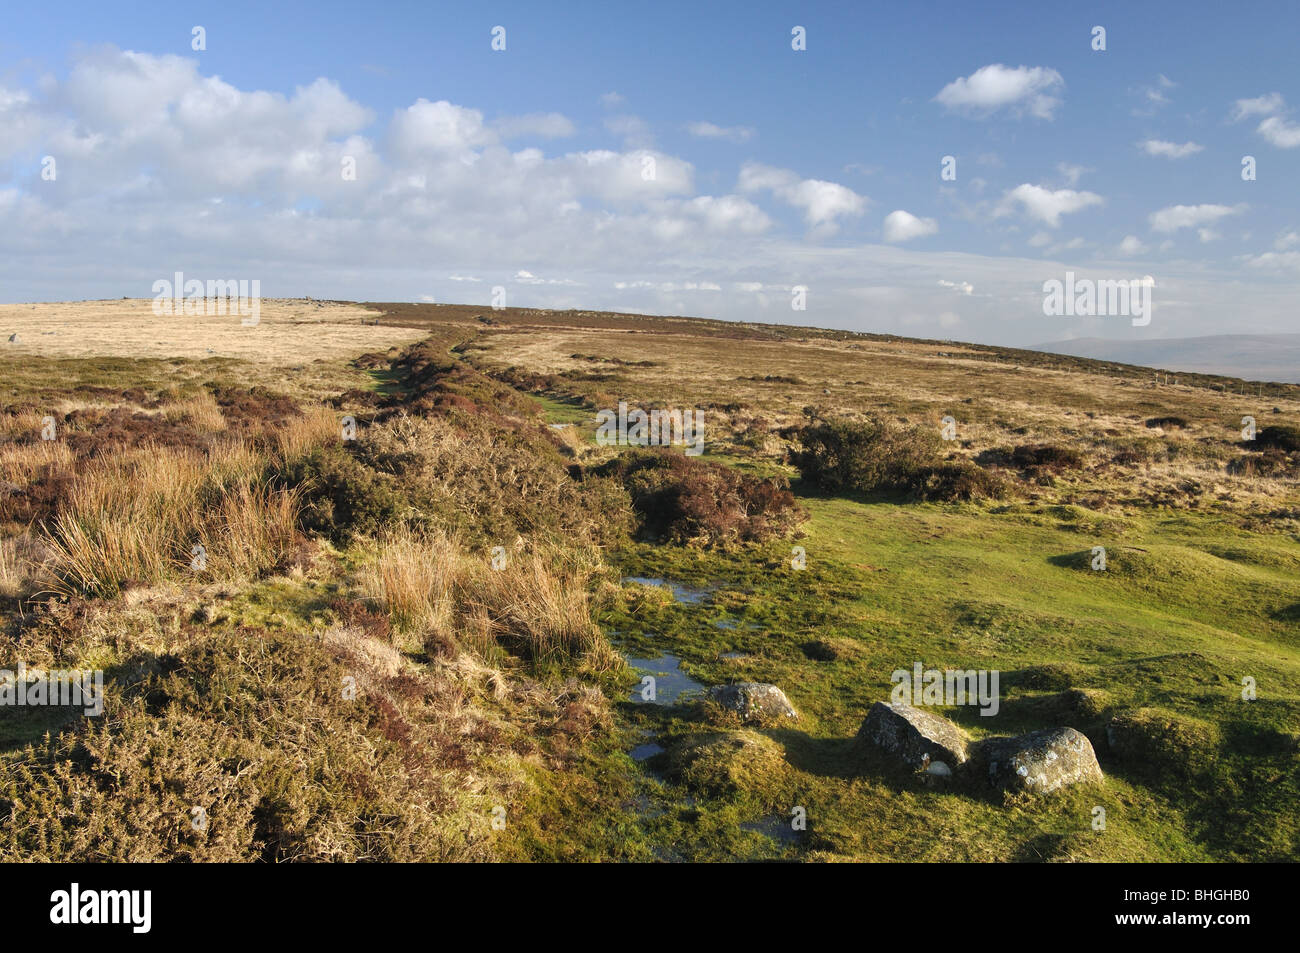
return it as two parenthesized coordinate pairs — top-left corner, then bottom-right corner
(0, 299), (1296, 862)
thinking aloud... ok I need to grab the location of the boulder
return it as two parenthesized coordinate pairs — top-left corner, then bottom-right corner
(7, 333), (18, 343)
(857, 701), (969, 770)
(709, 683), (798, 722)
(979, 727), (1102, 795)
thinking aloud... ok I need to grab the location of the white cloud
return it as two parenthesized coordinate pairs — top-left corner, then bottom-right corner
(1258, 115), (1300, 148)
(390, 99), (492, 158)
(1057, 162), (1089, 186)
(1149, 203), (1244, 233)
(1231, 93), (1285, 121)
(882, 210), (938, 243)
(680, 195), (771, 233)
(1198, 228), (1221, 243)
(514, 270), (579, 286)
(1133, 75), (1176, 114)
(1275, 230), (1300, 251)
(934, 64), (1064, 119)
(937, 279), (973, 295)
(738, 162), (866, 231)
(686, 121), (754, 143)
(599, 92), (624, 108)
(999, 184), (1103, 227)
(1140, 139), (1204, 159)
(1118, 235), (1147, 255)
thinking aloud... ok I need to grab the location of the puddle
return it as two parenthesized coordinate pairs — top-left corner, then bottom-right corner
(622, 576), (711, 605)
(624, 653), (706, 705)
(630, 742), (664, 762)
(713, 617), (739, 630)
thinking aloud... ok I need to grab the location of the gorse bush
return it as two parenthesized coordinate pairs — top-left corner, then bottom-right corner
(1009, 443), (1086, 474)
(1255, 425), (1300, 453)
(592, 448), (804, 546)
(279, 444), (404, 543)
(793, 416), (1009, 502)
(354, 412), (634, 547)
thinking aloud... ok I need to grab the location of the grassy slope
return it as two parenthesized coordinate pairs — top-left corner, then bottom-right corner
(510, 492), (1299, 862)
(3, 302), (1297, 862)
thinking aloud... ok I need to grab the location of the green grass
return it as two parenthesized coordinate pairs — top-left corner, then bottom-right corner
(518, 490), (1300, 862)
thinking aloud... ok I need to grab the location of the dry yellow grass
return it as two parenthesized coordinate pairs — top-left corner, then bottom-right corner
(358, 527), (615, 667)
(361, 527), (460, 639)
(42, 443), (300, 596)
(0, 298), (425, 364)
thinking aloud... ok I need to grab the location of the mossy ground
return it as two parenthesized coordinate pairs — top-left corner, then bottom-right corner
(506, 489), (1300, 862)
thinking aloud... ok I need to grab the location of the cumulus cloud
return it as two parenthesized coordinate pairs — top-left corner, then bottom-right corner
(937, 279), (973, 295)
(686, 121), (754, 143)
(1226, 94), (1300, 148)
(1258, 115), (1300, 148)
(934, 64), (1064, 119)
(1140, 139), (1204, 159)
(1118, 235), (1147, 255)
(998, 184), (1103, 227)
(738, 162), (866, 231)
(882, 210), (938, 243)
(1149, 203), (1244, 233)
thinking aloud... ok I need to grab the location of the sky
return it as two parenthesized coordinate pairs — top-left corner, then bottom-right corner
(2, 0), (1299, 347)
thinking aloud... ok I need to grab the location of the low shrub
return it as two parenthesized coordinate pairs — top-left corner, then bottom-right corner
(1010, 443), (1085, 474)
(592, 448), (804, 545)
(793, 417), (1008, 501)
(1255, 425), (1300, 453)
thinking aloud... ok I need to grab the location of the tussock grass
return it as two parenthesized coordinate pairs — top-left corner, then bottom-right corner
(361, 527), (459, 639)
(359, 527), (617, 668)
(42, 443), (300, 596)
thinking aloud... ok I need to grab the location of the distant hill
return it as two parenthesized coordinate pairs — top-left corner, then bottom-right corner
(1033, 334), (1300, 383)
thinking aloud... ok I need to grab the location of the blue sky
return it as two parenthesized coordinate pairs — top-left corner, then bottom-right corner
(2, 0), (1299, 345)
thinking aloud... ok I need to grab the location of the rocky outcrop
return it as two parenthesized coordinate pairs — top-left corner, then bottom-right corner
(857, 702), (969, 770)
(709, 683), (798, 722)
(977, 727), (1103, 795)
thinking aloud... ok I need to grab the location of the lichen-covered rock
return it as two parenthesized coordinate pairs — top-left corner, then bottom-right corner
(979, 727), (1103, 795)
(709, 683), (798, 722)
(857, 701), (969, 770)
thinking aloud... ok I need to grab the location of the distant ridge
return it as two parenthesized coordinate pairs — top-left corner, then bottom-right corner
(1032, 333), (1300, 384)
